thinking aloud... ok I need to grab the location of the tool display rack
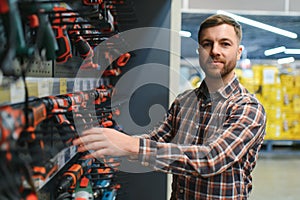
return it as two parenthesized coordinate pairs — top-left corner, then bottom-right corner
(0, 0), (181, 199)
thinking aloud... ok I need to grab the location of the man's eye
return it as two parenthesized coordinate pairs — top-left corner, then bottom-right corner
(201, 43), (211, 47)
(222, 42), (231, 46)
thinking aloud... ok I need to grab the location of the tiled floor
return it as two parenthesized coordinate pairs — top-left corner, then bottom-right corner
(249, 153), (300, 200)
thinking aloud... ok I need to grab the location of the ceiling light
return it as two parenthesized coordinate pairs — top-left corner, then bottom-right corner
(217, 10), (298, 39)
(179, 30), (192, 38)
(264, 46), (286, 56)
(284, 49), (300, 54)
(277, 57), (295, 64)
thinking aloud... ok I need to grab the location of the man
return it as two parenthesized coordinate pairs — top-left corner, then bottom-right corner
(73, 14), (266, 199)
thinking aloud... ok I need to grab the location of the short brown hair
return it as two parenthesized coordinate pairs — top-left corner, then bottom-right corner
(198, 14), (242, 44)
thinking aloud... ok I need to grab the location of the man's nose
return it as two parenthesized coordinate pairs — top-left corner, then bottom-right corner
(210, 44), (221, 56)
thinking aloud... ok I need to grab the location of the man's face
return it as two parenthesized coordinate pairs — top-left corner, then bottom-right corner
(198, 24), (242, 81)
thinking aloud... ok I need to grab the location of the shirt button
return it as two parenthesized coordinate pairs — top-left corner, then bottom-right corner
(179, 189), (184, 193)
(143, 162), (149, 166)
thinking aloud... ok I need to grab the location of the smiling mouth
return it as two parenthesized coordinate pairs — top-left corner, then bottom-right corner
(211, 60), (222, 63)
(208, 61), (222, 67)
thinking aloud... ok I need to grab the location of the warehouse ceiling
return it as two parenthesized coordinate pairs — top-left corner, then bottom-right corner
(181, 12), (300, 61)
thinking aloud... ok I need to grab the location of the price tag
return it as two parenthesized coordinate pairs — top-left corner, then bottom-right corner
(38, 78), (50, 97)
(60, 78), (67, 94)
(70, 145), (77, 157)
(82, 78), (88, 91)
(26, 79), (38, 97)
(74, 78), (81, 92)
(57, 151), (65, 169)
(10, 79), (25, 103)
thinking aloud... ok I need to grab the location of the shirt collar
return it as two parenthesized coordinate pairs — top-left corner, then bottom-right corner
(196, 75), (240, 101)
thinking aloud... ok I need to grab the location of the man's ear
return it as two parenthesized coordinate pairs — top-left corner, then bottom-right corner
(237, 45), (243, 61)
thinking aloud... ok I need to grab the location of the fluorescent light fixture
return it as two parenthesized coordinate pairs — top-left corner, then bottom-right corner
(264, 46), (286, 56)
(179, 30), (192, 38)
(284, 49), (300, 54)
(277, 57), (295, 64)
(217, 10), (298, 39)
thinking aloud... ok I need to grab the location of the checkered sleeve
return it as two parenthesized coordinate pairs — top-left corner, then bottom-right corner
(138, 96), (266, 177)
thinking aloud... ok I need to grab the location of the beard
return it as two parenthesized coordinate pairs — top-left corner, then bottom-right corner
(200, 58), (237, 80)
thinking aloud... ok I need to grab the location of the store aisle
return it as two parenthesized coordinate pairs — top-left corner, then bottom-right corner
(250, 155), (300, 200)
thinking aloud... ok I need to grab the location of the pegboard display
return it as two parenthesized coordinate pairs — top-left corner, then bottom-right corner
(0, 0), (174, 199)
(0, 0), (137, 199)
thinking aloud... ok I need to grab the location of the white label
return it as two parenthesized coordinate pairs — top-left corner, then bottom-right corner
(10, 79), (25, 103)
(263, 69), (276, 84)
(38, 78), (50, 97)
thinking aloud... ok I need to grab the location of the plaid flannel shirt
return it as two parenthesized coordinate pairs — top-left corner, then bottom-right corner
(137, 76), (266, 200)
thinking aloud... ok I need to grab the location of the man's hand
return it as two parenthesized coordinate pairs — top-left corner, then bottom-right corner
(73, 127), (140, 158)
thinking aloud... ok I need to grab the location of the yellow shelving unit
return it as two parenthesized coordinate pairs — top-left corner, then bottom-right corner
(238, 64), (300, 152)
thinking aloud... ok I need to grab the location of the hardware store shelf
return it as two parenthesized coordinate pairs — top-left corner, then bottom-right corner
(262, 139), (300, 153)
